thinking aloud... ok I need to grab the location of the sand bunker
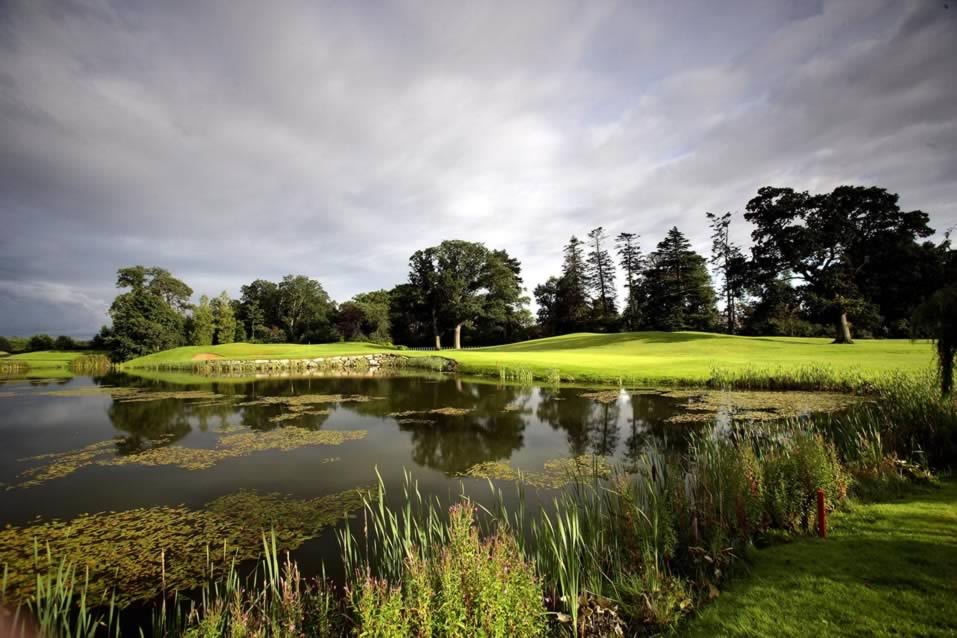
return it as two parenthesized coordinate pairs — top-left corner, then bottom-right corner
(191, 353), (225, 361)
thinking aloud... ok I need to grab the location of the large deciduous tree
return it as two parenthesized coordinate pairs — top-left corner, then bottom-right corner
(745, 185), (933, 344)
(277, 275), (336, 343)
(407, 241), (526, 349)
(105, 266), (190, 361)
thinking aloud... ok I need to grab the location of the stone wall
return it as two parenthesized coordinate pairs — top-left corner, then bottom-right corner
(188, 353), (457, 377)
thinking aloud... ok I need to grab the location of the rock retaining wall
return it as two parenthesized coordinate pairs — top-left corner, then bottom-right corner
(186, 354), (457, 377)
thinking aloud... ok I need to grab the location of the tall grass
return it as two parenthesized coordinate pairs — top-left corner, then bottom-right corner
(4, 376), (950, 636)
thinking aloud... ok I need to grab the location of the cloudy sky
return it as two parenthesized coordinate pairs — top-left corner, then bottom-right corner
(1, 0), (955, 337)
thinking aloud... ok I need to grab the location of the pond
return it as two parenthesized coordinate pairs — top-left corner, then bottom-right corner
(0, 371), (858, 606)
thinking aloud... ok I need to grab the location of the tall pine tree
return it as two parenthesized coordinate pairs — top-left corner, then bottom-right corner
(638, 227), (718, 331)
(586, 227), (618, 330)
(616, 232), (643, 331)
(556, 236), (591, 333)
(706, 212), (749, 334)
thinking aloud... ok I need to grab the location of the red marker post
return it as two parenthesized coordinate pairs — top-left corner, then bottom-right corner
(816, 488), (827, 539)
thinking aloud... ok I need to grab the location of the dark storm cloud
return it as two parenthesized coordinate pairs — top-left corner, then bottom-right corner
(1, 0), (955, 336)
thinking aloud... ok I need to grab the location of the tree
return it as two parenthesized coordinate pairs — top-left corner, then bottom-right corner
(533, 277), (561, 337)
(555, 236), (591, 333)
(389, 283), (431, 347)
(406, 241), (526, 349)
(912, 286), (957, 397)
(745, 185), (933, 344)
(212, 292), (237, 345)
(116, 266), (193, 312)
(336, 302), (367, 341)
(408, 249), (446, 349)
(238, 279), (280, 341)
(0, 336), (11, 353)
(54, 335), (76, 350)
(616, 232), (643, 331)
(276, 275), (335, 343)
(190, 296), (215, 346)
(105, 270), (187, 362)
(637, 227), (718, 331)
(473, 249), (530, 345)
(351, 290), (392, 342)
(586, 227), (618, 330)
(706, 212), (749, 334)
(27, 334), (55, 351)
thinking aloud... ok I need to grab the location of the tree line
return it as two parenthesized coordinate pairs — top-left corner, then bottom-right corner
(6, 183), (952, 363)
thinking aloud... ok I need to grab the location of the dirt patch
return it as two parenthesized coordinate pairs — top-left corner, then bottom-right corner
(191, 353), (224, 361)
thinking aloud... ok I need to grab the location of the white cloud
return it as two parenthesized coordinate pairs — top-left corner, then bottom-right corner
(0, 0), (954, 335)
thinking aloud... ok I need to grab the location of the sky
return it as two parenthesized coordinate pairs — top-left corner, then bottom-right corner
(1, 0), (955, 338)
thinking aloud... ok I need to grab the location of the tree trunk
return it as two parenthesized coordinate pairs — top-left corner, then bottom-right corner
(832, 311), (854, 344)
(454, 322), (463, 350)
(434, 334), (442, 350)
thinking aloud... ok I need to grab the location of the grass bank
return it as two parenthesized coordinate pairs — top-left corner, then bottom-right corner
(681, 480), (957, 637)
(122, 332), (934, 391)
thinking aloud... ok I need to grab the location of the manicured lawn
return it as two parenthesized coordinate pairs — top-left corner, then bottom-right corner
(122, 332), (933, 386)
(681, 481), (957, 637)
(7, 350), (101, 368)
(452, 332), (933, 383)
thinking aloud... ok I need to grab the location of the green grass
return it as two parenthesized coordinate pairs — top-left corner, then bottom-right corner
(122, 341), (397, 366)
(7, 350), (101, 368)
(681, 481), (957, 638)
(123, 332), (934, 388)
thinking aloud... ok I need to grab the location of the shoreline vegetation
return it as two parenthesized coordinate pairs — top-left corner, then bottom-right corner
(1, 373), (955, 636)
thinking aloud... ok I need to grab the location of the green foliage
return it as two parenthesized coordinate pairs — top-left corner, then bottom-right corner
(615, 232), (643, 331)
(277, 275), (336, 343)
(912, 285), (957, 396)
(53, 335), (76, 350)
(27, 333), (55, 351)
(0, 335), (12, 353)
(746, 185), (934, 343)
(190, 295), (215, 346)
(347, 501), (546, 638)
(585, 227), (618, 330)
(105, 287), (186, 362)
(211, 291), (237, 345)
(637, 227), (719, 332)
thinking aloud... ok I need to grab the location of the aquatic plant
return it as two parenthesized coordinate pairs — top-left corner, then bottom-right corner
(0, 489), (367, 606)
(10, 427), (366, 487)
(457, 455), (611, 490)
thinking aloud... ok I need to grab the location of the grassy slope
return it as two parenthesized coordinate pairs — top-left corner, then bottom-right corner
(123, 341), (397, 366)
(6, 350), (97, 368)
(123, 332), (933, 385)
(681, 481), (957, 638)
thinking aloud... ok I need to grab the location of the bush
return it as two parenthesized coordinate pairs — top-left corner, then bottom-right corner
(27, 333), (55, 351)
(53, 335), (76, 350)
(351, 503), (546, 638)
(760, 429), (846, 531)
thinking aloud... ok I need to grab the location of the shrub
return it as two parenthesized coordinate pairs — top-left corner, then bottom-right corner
(760, 429), (846, 531)
(53, 335), (76, 350)
(350, 503), (546, 638)
(27, 333), (55, 351)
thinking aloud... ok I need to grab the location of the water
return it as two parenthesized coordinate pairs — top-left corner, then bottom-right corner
(0, 371), (852, 604)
